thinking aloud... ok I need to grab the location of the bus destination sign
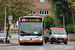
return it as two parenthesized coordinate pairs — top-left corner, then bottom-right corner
(21, 18), (42, 22)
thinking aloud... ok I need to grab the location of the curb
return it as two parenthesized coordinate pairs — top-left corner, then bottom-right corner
(0, 43), (19, 47)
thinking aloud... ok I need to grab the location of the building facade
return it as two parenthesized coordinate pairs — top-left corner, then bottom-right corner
(10, 0), (52, 29)
(29, 0), (52, 17)
(11, 0), (52, 29)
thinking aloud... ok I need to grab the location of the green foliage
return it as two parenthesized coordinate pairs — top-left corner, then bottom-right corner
(46, 30), (49, 33)
(66, 24), (74, 33)
(43, 14), (54, 29)
(0, 0), (34, 30)
(48, 0), (73, 25)
(48, 0), (74, 33)
(53, 16), (62, 27)
(56, 1), (72, 25)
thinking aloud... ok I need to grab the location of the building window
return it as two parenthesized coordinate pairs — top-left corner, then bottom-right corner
(29, 11), (36, 15)
(42, 11), (44, 14)
(40, 11), (41, 14)
(45, 11), (46, 14)
(40, 11), (48, 15)
(29, 11), (31, 15)
(40, 0), (45, 3)
(33, 12), (35, 15)
(47, 11), (48, 14)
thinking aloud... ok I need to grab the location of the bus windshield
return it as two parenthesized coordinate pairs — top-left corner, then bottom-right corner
(20, 22), (42, 35)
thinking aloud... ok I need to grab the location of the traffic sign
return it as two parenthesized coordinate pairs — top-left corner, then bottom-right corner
(8, 15), (13, 21)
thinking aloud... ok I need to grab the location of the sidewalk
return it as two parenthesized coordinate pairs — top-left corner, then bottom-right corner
(0, 43), (19, 47)
(68, 41), (75, 45)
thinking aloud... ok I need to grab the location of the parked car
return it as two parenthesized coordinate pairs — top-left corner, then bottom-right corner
(0, 33), (9, 43)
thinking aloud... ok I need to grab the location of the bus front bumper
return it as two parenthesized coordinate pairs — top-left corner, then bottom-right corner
(19, 40), (43, 43)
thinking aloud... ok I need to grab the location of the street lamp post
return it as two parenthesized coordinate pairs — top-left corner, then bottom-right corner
(4, 4), (11, 43)
(53, 2), (57, 10)
(60, 14), (65, 28)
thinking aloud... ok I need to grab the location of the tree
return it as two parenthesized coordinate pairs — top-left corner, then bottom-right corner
(65, 0), (75, 33)
(0, 0), (35, 29)
(48, 0), (74, 32)
(43, 14), (54, 30)
(66, 24), (74, 33)
(0, 0), (35, 42)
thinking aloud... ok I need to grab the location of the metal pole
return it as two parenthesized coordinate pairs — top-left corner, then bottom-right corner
(9, 21), (11, 43)
(4, 6), (6, 43)
(54, 4), (56, 10)
(63, 15), (65, 28)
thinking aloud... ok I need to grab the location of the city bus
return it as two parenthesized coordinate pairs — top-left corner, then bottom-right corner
(18, 16), (43, 45)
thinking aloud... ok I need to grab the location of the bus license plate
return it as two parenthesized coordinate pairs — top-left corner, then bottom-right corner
(29, 41), (33, 42)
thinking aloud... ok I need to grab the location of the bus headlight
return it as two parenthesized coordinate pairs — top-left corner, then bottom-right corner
(20, 36), (23, 41)
(39, 38), (43, 41)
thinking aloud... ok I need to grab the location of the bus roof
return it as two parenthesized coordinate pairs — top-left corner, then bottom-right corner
(50, 27), (65, 29)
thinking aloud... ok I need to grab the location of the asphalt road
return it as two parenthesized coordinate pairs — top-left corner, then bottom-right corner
(0, 42), (75, 50)
(0, 33), (75, 50)
(2, 33), (73, 50)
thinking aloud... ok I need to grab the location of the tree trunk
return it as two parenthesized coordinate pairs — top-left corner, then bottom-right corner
(6, 24), (10, 43)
